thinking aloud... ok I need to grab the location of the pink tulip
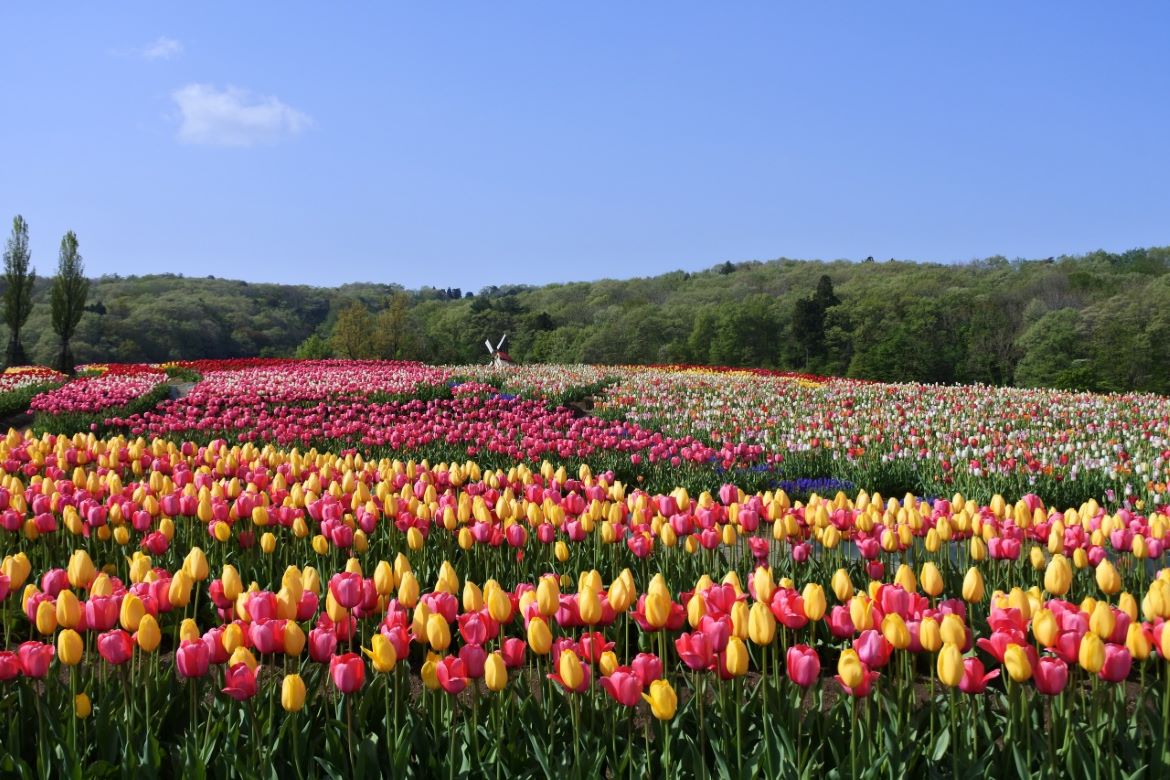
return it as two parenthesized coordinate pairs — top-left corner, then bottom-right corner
(222, 663), (259, 700)
(329, 652), (366, 693)
(786, 645), (821, 687)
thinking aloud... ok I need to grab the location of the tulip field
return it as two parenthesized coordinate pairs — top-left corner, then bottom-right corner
(4, 361), (1170, 777)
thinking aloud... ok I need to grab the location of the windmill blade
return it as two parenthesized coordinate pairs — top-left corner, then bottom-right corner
(496, 334), (507, 350)
(484, 339), (494, 353)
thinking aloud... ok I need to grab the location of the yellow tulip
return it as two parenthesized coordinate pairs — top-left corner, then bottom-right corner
(919, 617), (942, 653)
(67, 549), (97, 589)
(837, 649), (864, 689)
(363, 634), (397, 673)
(557, 649), (585, 690)
(831, 569), (854, 602)
(1078, 633), (1105, 674)
(939, 614), (966, 647)
(284, 621), (306, 657)
(425, 613), (451, 651)
(748, 602), (776, 646)
(1126, 622), (1151, 661)
(179, 618), (201, 643)
(937, 643), (963, 687)
(74, 693), (92, 719)
(1032, 609), (1059, 647)
(485, 652), (508, 692)
(1089, 601), (1115, 640)
(881, 613), (910, 650)
(397, 572), (420, 608)
(184, 547), (210, 581)
(221, 565), (243, 601)
(723, 636), (749, 677)
(1096, 560), (1121, 596)
(56, 589), (81, 629)
(537, 577), (560, 617)
(222, 623), (243, 653)
(57, 629), (84, 666)
(463, 581), (484, 613)
(752, 567), (775, 603)
(260, 533), (276, 554)
(229, 646), (257, 670)
(919, 562), (944, 598)
(645, 591), (670, 630)
(801, 583), (827, 621)
(528, 617), (552, 655)
(35, 600), (58, 635)
(281, 674), (307, 712)
(643, 680), (678, 720)
(961, 567), (985, 603)
(136, 614), (162, 653)
(1003, 644), (1032, 682)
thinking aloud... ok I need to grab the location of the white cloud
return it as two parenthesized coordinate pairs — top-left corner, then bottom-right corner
(142, 36), (183, 60)
(171, 84), (311, 147)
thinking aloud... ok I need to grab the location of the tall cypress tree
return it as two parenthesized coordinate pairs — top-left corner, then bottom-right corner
(51, 230), (89, 374)
(3, 215), (36, 367)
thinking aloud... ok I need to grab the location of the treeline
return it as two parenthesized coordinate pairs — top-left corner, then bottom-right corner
(2, 247), (1170, 393)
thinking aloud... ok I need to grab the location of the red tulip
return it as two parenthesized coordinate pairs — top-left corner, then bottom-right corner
(18, 641), (54, 678)
(176, 639), (211, 678)
(631, 653), (663, 687)
(329, 652), (366, 693)
(0, 650), (20, 680)
(958, 657), (999, 694)
(222, 662), (259, 701)
(97, 629), (134, 665)
(1033, 656), (1069, 696)
(600, 669), (643, 707)
(329, 573), (364, 610)
(786, 645), (821, 688)
(836, 666), (880, 697)
(308, 627), (338, 663)
(1099, 644), (1132, 683)
(501, 637), (526, 669)
(459, 644), (487, 679)
(675, 631), (715, 671)
(436, 655), (468, 694)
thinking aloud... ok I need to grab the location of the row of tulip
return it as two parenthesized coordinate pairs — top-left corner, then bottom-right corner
(17, 358), (1170, 509)
(27, 371), (169, 416)
(0, 431), (1169, 773)
(592, 365), (1170, 506)
(4, 534), (1170, 777)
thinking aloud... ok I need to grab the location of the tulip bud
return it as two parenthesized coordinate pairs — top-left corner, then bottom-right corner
(485, 652), (508, 692)
(724, 636), (749, 677)
(748, 602), (776, 646)
(801, 583), (827, 621)
(35, 600), (58, 635)
(137, 614), (162, 653)
(919, 617), (942, 653)
(919, 562), (944, 598)
(1078, 633), (1105, 674)
(282, 674), (307, 712)
(643, 679), (677, 720)
(426, 613), (451, 651)
(937, 643), (963, 687)
(74, 692), (92, 719)
(961, 567), (985, 603)
(1003, 644), (1032, 682)
(831, 569), (854, 602)
(58, 628), (84, 666)
(838, 649), (864, 689)
(527, 617), (552, 655)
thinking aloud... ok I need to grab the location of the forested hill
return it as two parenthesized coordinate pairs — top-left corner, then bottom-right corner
(7, 247), (1170, 394)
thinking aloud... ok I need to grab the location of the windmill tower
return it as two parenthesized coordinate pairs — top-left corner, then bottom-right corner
(484, 334), (514, 368)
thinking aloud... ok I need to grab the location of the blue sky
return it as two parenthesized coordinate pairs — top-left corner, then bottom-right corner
(1, 3), (1167, 291)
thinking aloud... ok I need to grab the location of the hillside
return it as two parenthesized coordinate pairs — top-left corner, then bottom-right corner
(5, 246), (1170, 393)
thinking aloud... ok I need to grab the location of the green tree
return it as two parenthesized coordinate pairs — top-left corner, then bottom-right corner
(50, 230), (89, 374)
(3, 215), (36, 367)
(295, 333), (333, 359)
(373, 292), (415, 359)
(1014, 308), (1093, 389)
(330, 302), (375, 359)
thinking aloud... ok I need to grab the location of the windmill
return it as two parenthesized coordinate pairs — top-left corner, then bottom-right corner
(484, 334), (514, 368)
